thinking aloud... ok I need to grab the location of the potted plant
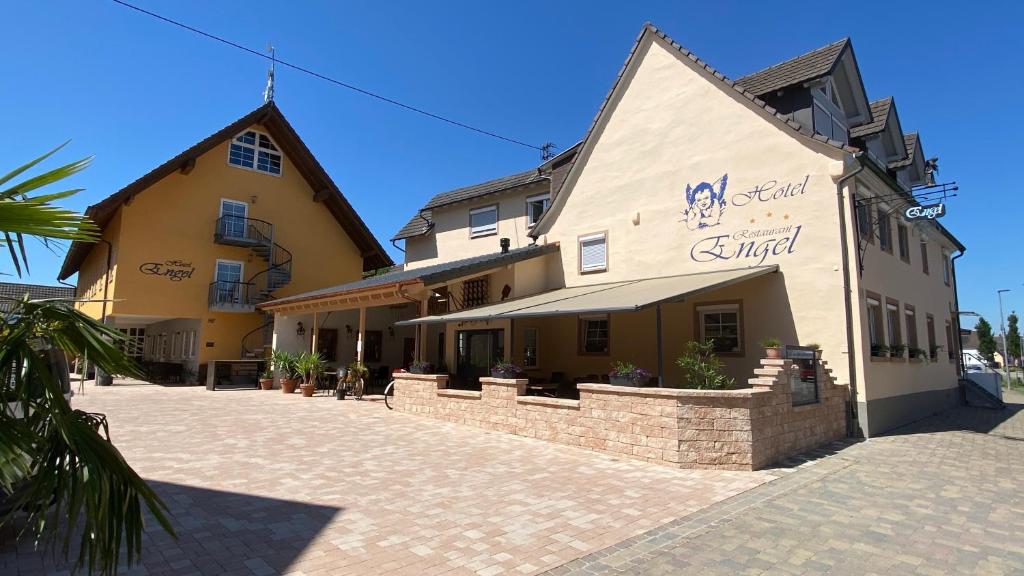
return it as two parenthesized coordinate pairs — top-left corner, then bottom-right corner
(608, 361), (651, 386)
(929, 345), (943, 361)
(259, 363), (274, 390)
(296, 351), (325, 398)
(909, 347), (928, 362)
(890, 344), (907, 359)
(272, 349), (299, 394)
(409, 360), (433, 374)
(870, 344), (890, 358)
(805, 343), (822, 359)
(760, 337), (783, 359)
(490, 360), (521, 379)
(676, 340), (735, 390)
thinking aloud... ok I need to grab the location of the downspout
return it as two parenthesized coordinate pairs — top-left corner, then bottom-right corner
(836, 156), (864, 436)
(951, 250), (967, 382)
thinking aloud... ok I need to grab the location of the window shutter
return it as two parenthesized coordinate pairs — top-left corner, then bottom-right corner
(580, 234), (607, 271)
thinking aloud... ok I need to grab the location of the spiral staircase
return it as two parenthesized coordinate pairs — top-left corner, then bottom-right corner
(209, 215), (292, 358)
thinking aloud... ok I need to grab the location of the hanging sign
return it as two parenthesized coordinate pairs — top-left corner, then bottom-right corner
(904, 203), (945, 221)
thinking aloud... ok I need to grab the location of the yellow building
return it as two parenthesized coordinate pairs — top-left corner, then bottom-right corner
(59, 102), (391, 381)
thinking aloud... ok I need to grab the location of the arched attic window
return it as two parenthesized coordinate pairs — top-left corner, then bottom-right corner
(228, 129), (282, 175)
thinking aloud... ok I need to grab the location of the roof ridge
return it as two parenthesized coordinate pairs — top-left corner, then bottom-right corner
(736, 37), (849, 83)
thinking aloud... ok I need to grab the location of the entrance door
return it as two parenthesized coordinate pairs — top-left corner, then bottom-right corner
(219, 199), (248, 239)
(455, 329), (504, 389)
(215, 260), (244, 305)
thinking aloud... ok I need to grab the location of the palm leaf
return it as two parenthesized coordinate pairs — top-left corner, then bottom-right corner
(0, 141), (69, 188)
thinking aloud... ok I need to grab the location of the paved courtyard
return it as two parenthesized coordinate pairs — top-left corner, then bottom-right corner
(549, 390), (1024, 576)
(1, 384), (770, 576)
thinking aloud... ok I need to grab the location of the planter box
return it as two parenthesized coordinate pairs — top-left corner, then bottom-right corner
(409, 366), (432, 375)
(490, 370), (517, 379)
(609, 375), (643, 387)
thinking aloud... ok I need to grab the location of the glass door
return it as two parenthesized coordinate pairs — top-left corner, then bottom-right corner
(455, 329), (504, 389)
(220, 199), (248, 239)
(215, 260), (244, 305)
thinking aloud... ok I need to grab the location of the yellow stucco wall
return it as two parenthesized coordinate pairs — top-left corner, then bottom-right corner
(405, 181), (549, 269)
(73, 122), (367, 365)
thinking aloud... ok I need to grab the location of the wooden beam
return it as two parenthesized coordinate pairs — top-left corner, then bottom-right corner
(313, 188), (331, 202)
(179, 158), (196, 175)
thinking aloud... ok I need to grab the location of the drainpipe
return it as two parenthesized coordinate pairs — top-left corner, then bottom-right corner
(835, 156), (865, 436)
(95, 239), (114, 386)
(951, 250), (967, 381)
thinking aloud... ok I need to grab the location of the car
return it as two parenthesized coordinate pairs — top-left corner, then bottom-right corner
(965, 364), (984, 373)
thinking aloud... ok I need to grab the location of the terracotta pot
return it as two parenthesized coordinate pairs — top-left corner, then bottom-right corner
(300, 384), (315, 397)
(281, 378), (298, 394)
(259, 378), (273, 391)
(765, 347), (782, 359)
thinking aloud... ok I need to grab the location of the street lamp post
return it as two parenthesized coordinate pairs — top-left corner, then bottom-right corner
(998, 289), (1011, 389)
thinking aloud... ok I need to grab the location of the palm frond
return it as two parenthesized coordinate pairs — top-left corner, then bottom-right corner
(0, 141), (70, 188)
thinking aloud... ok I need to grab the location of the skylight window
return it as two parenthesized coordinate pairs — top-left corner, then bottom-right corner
(229, 130), (282, 175)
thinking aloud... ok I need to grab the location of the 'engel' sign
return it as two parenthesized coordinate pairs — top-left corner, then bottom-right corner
(904, 203), (945, 221)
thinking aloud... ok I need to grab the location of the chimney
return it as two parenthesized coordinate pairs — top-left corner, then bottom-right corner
(500, 238), (510, 254)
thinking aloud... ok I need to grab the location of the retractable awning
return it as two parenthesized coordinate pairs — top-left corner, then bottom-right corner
(396, 265), (778, 325)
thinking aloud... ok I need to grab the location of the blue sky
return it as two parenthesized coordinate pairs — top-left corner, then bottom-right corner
(4, 1), (1021, 328)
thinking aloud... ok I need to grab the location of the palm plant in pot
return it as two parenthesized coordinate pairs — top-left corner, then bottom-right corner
(296, 351), (325, 397)
(271, 349), (298, 393)
(608, 361), (652, 386)
(490, 359), (521, 379)
(760, 337), (783, 359)
(259, 362), (274, 390)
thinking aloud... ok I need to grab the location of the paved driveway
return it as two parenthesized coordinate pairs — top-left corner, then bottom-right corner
(550, 391), (1024, 575)
(1, 384), (769, 576)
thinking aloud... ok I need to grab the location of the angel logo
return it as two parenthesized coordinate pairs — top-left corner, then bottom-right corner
(682, 174), (728, 231)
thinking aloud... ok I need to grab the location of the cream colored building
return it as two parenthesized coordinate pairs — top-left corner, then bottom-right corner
(263, 24), (964, 436)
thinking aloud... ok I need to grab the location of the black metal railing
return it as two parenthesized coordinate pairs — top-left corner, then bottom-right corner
(241, 316), (274, 358)
(248, 242), (293, 301)
(208, 280), (256, 309)
(214, 215), (274, 245)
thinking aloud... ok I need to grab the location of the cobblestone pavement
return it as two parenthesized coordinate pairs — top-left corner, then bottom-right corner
(1, 384), (770, 576)
(547, 390), (1024, 576)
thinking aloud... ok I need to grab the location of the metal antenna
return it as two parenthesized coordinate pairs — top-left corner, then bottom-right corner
(540, 142), (556, 161)
(263, 43), (276, 103)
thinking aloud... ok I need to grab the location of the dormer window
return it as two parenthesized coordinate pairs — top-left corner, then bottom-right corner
(526, 193), (550, 228)
(812, 81), (848, 144)
(229, 130), (282, 175)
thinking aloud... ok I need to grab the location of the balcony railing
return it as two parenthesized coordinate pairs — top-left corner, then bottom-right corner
(208, 281), (256, 312)
(214, 215), (273, 247)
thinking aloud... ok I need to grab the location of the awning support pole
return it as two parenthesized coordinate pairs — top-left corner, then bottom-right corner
(311, 311), (318, 355)
(357, 306), (366, 365)
(656, 304), (664, 387)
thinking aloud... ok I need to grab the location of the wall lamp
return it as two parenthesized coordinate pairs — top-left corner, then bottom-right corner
(296, 321), (305, 337)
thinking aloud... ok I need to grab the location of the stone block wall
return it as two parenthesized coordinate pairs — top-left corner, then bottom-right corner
(392, 360), (847, 471)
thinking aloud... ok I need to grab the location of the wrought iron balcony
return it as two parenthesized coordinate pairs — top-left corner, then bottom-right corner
(213, 215), (273, 247)
(208, 281), (256, 312)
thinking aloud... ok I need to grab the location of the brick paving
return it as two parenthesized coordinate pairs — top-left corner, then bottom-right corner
(548, 390), (1024, 576)
(0, 384), (771, 575)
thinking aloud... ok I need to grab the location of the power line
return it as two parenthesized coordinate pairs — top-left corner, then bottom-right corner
(109, 0), (546, 152)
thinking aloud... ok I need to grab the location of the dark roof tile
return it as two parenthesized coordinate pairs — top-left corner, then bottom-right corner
(0, 282), (75, 312)
(849, 97), (893, 138)
(734, 39), (849, 96)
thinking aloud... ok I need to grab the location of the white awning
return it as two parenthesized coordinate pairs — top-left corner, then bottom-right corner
(396, 265), (778, 325)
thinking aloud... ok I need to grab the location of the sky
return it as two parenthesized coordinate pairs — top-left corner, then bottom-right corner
(4, 0), (1022, 329)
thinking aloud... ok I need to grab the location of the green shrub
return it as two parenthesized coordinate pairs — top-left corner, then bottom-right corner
(675, 340), (735, 390)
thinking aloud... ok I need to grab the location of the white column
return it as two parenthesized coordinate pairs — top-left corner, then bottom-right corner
(357, 306), (366, 364)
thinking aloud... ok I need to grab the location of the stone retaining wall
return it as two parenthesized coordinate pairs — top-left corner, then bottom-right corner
(392, 358), (848, 470)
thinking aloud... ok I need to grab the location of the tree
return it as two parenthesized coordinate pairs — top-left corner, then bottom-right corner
(0, 144), (174, 575)
(1008, 313), (1021, 366)
(976, 317), (997, 361)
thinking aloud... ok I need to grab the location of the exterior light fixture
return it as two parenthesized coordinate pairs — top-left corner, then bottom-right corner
(296, 321), (305, 337)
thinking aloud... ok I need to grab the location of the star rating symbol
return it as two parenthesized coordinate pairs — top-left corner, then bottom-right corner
(750, 218), (756, 224)
(766, 212), (773, 218)
(783, 214), (790, 220)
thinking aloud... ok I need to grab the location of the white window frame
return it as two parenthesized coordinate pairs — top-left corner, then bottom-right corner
(215, 259), (245, 305)
(866, 296), (883, 347)
(525, 193), (550, 228)
(696, 303), (742, 355)
(227, 129), (282, 176)
(219, 199), (248, 239)
(812, 92), (848, 144)
(579, 232), (608, 273)
(578, 314), (610, 356)
(522, 327), (539, 369)
(469, 205), (498, 238)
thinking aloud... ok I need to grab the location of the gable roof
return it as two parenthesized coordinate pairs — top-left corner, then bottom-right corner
(529, 23), (854, 237)
(260, 243), (558, 309)
(58, 101), (392, 280)
(391, 169), (549, 241)
(0, 282), (75, 312)
(734, 39), (849, 96)
(889, 132), (920, 169)
(849, 97), (893, 138)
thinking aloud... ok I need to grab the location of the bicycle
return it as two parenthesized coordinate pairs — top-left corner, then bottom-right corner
(384, 379), (396, 409)
(341, 371), (364, 400)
